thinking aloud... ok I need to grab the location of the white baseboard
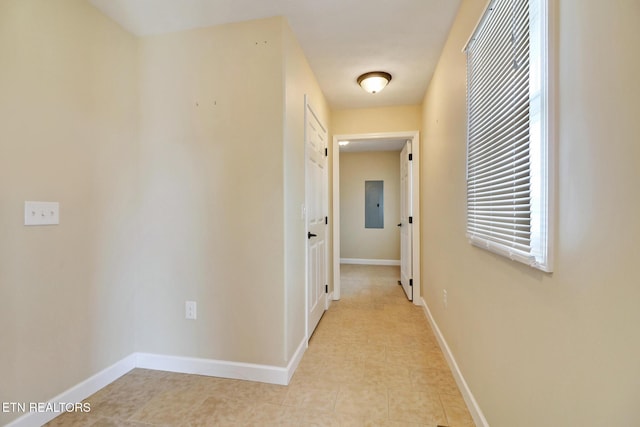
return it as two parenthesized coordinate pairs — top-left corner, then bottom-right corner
(340, 258), (400, 266)
(135, 353), (288, 385)
(6, 354), (136, 427)
(419, 297), (489, 427)
(137, 342), (305, 386)
(285, 338), (306, 384)
(5, 343), (307, 427)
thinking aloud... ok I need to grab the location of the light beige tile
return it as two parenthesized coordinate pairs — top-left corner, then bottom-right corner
(182, 396), (254, 426)
(387, 347), (442, 370)
(388, 387), (447, 425)
(129, 388), (208, 425)
(411, 368), (462, 397)
(423, 350), (451, 371)
(440, 393), (476, 427)
(322, 360), (366, 385)
(334, 384), (388, 419)
(301, 409), (363, 426)
(289, 365), (343, 389)
(282, 383), (339, 412)
(83, 387), (159, 421)
(45, 411), (98, 427)
(362, 418), (428, 427)
(252, 382), (290, 405)
(360, 360), (412, 389)
(242, 402), (303, 426)
(345, 342), (386, 362)
(44, 265), (474, 427)
(218, 379), (269, 403)
(90, 417), (164, 427)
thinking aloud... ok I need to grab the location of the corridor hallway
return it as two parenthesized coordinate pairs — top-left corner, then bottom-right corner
(46, 265), (474, 426)
(297, 264), (475, 426)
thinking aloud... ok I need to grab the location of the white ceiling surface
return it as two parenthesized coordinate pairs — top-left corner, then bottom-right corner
(339, 138), (407, 153)
(89, 0), (462, 110)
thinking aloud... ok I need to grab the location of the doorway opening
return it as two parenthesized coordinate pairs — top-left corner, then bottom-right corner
(332, 131), (420, 304)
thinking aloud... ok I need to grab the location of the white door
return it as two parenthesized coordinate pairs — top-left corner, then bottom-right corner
(306, 102), (328, 339)
(400, 141), (413, 300)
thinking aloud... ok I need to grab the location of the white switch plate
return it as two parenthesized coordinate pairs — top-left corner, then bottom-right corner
(24, 201), (59, 226)
(185, 301), (197, 320)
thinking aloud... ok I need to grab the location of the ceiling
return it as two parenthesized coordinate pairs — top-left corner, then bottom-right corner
(88, 0), (462, 110)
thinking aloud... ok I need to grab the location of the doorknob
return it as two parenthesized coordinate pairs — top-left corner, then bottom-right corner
(308, 232), (317, 239)
(397, 223), (402, 227)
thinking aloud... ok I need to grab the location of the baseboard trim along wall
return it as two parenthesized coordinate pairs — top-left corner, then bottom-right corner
(420, 297), (490, 427)
(6, 354), (137, 427)
(135, 338), (306, 386)
(340, 258), (400, 266)
(285, 338), (307, 384)
(6, 343), (307, 427)
(8, 303), (487, 427)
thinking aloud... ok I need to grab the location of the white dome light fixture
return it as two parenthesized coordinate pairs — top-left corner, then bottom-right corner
(357, 71), (392, 94)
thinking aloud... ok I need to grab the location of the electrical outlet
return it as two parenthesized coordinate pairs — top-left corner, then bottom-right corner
(185, 301), (197, 320)
(443, 289), (448, 308)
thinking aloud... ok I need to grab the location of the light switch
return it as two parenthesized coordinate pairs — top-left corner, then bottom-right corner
(24, 201), (59, 226)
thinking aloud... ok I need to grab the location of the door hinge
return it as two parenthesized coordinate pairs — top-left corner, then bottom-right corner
(325, 284), (328, 293)
(325, 216), (328, 225)
(409, 153), (413, 161)
(409, 216), (413, 224)
(325, 147), (328, 157)
(409, 279), (413, 287)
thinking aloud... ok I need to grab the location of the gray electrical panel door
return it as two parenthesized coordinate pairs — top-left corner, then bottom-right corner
(365, 180), (384, 229)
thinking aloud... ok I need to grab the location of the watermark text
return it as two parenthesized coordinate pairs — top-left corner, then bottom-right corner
(2, 402), (90, 413)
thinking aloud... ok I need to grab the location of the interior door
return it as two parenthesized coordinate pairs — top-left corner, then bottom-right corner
(306, 102), (328, 339)
(400, 141), (413, 300)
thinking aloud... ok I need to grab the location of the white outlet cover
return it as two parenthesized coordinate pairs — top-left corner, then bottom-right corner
(185, 301), (197, 320)
(24, 201), (59, 226)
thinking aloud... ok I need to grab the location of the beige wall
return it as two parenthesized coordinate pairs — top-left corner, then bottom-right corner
(135, 16), (329, 367)
(340, 151), (401, 261)
(1, 7), (329, 422)
(282, 20), (330, 359)
(0, 0), (139, 424)
(421, 0), (640, 425)
(136, 17), (288, 366)
(332, 105), (421, 136)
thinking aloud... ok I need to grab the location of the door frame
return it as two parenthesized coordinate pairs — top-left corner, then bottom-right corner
(332, 131), (421, 304)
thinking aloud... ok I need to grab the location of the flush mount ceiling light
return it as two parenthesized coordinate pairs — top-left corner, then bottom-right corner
(338, 140), (350, 146)
(357, 71), (392, 94)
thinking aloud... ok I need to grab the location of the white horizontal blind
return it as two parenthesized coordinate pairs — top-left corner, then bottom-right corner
(466, 0), (537, 265)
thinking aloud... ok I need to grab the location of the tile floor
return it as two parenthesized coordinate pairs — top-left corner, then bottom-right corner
(46, 265), (474, 426)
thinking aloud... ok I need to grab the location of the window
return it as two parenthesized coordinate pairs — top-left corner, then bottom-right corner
(465, 0), (553, 271)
